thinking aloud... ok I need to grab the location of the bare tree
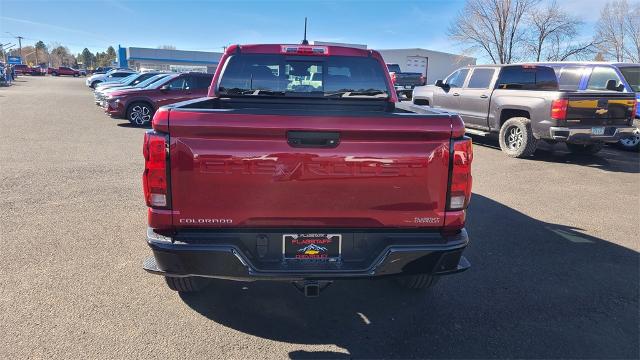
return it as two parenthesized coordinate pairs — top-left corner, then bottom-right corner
(527, 0), (593, 61)
(624, 1), (640, 62)
(449, 0), (538, 64)
(595, 0), (629, 61)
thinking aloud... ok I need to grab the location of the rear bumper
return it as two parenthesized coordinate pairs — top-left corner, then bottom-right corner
(143, 227), (470, 281)
(549, 126), (637, 143)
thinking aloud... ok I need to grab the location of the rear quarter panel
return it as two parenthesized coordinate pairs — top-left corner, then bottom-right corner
(489, 89), (559, 135)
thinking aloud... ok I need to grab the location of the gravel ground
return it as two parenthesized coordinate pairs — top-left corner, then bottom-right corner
(1, 76), (638, 359)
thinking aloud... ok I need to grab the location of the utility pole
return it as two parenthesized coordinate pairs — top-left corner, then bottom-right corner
(5, 32), (24, 63)
(17, 36), (23, 62)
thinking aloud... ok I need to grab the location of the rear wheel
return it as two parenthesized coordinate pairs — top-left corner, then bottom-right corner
(165, 276), (210, 293)
(127, 102), (154, 127)
(617, 128), (640, 152)
(498, 117), (538, 158)
(52, 72), (58, 76)
(566, 142), (604, 155)
(395, 274), (439, 290)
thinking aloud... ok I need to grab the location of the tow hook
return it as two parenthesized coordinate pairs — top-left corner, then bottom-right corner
(292, 280), (332, 297)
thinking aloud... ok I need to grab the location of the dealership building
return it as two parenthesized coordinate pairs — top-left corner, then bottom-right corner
(314, 41), (476, 84)
(116, 46), (222, 73)
(115, 43), (475, 81)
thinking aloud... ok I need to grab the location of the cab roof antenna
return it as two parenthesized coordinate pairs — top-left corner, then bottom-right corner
(301, 17), (309, 45)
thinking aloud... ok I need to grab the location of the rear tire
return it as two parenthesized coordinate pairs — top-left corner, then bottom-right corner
(498, 117), (538, 158)
(617, 127), (640, 152)
(566, 142), (604, 155)
(52, 72), (58, 76)
(395, 274), (439, 290)
(164, 276), (210, 292)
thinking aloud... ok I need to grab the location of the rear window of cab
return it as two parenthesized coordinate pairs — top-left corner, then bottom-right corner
(218, 54), (390, 99)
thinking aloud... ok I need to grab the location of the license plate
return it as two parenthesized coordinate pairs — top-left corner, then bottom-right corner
(283, 234), (341, 260)
(592, 127), (605, 136)
(404, 85), (412, 89)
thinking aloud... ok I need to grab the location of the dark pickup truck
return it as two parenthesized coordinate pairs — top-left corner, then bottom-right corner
(142, 44), (473, 297)
(387, 63), (425, 99)
(413, 64), (637, 157)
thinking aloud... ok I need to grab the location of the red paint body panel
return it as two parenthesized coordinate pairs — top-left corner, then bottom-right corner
(163, 110), (453, 229)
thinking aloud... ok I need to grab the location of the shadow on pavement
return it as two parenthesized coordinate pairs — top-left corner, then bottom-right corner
(116, 122), (149, 129)
(179, 194), (639, 359)
(469, 134), (640, 174)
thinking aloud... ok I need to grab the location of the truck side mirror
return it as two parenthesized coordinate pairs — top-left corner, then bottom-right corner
(605, 79), (623, 92)
(435, 79), (449, 91)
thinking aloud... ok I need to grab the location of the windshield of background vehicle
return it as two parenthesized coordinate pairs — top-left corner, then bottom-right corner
(619, 66), (640, 92)
(135, 74), (169, 88)
(387, 64), (402, 73)
(218, 54), (390, 99)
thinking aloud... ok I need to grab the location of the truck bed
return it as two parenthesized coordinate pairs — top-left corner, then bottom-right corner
(155, 98), (462, 230)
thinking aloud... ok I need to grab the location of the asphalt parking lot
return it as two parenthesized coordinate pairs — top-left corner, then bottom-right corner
(1, 76), (638, 359)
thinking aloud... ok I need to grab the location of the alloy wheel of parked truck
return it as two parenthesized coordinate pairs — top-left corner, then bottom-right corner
(412, 64), (638, 158)
(141, 44), (474, 297)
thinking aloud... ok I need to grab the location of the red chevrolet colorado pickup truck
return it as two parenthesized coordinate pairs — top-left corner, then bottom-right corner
(142, 44), (473, 297)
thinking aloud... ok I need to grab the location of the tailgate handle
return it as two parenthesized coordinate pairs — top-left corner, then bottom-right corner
(287, 131), (340, 148)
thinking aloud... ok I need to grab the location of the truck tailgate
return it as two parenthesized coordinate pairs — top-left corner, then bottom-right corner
(565, 92), (636, 126)
(167, 109), (453, 229)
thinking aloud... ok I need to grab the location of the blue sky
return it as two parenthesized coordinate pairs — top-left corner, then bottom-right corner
(0, 0), (603, 60)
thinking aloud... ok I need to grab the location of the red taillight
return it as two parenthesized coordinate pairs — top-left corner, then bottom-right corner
(143, 132), (169, 208)
(551, 99), (568, 121)
(631, 100), (638, 120)
(390, 72), (397, 84)
(447, 138), (473, 211)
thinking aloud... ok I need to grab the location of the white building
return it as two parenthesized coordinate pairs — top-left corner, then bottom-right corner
(117, 46), (222, 73)
(312, 41), (476, 85)
(377, 48), (476, 84)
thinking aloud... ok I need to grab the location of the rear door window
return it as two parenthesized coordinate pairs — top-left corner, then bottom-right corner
(193, 75), (214, 89)
(557, 67), (584, 91)
(167, 77), (186, 90)
(496, 65), (558, 90)
(466, 68), (495, 89)
(587, 66), (623, 90)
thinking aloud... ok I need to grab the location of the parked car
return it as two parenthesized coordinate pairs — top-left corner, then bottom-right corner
(90, 67), (113, 75)
(94, 72), (166, 105)
(538, 62), (640, 151)
(14, 64), (31, 75)
(413, 64), (637, 157)
(86, 69), (136, 88)
(97, 74), (171, 105)
(13, 64), (46, 76)
(48, 67), (81, 77)
(387, 63), (426, 99)
(140, 44), (473, 296)
(103, 72), (212, 126)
